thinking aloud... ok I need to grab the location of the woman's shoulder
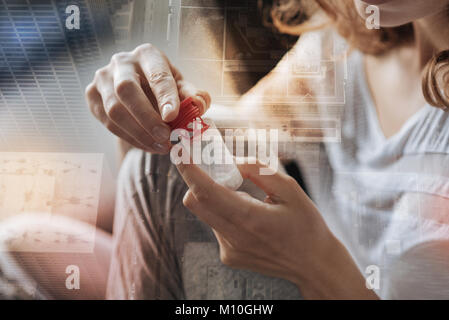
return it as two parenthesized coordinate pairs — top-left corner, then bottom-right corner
(289, 26), (347, 61)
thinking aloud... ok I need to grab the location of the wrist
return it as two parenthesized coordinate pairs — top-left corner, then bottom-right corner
(290, 232), (340, 298)
(292, 234), (378, 300)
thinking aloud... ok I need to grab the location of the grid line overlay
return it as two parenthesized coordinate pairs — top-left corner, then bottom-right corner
(0, 0), (108, 151)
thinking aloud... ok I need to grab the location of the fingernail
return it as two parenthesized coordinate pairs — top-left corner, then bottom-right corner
(161, 103), (174, 120)
(153, 142), (169, 153)
(152, 126), (171, 142)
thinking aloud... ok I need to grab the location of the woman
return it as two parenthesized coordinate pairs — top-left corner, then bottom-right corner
(86, 0), (449, 299)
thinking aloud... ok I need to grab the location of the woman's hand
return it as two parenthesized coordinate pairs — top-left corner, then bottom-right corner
(85, 43), (211, 154)
(176, 158), (378, 299)
(177, 158), (330, 287)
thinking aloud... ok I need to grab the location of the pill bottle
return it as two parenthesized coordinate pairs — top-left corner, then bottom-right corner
(169, 97), (243, 190)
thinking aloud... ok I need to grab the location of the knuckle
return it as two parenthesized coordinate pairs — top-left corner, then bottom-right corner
(192, 185), (211, 203)
(111, 52), (130, 64)
(147, 71), (173, 86)
(115, 78), (137, 98)
(94, 67), (109, 81)
(105, 101), (124, 121)
(135, 43), (156, 55)
(90, 103), (104, 120)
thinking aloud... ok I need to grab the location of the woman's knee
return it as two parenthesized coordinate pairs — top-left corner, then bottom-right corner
(114, 150), (179, 231)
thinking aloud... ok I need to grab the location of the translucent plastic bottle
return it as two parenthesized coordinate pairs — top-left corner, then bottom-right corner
(169, 98), (243, 190)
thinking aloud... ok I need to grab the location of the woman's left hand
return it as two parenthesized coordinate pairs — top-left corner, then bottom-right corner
(176, 158), (340, 294)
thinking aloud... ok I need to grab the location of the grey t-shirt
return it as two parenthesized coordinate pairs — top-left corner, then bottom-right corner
(297, 35), (449, 299)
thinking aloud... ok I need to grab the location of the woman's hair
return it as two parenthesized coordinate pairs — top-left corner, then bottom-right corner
(258, 0), (449, 110)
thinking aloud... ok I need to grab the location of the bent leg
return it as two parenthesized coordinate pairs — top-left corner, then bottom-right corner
(106, 149), (216, 299)
(107, 149), (301, 300)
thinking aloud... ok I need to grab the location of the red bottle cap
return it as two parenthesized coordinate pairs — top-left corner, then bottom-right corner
(168, 97), (209, 138)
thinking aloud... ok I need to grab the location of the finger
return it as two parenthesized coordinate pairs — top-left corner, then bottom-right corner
(113, 64), (171, 143)
(96, 77), (170, 154)
(177, 80), (211, 115)
(176, 160), (250, 223)
(86, 83), (152, 151)
(137, 45), (180, 122)
(236, 158), (300, 202)
(182, 190), (236, 235)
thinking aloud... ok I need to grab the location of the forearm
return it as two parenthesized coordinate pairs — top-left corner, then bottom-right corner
(294, 235), (379, 300)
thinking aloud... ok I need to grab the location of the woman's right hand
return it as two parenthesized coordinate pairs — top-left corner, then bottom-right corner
(85, 43), (211, 154)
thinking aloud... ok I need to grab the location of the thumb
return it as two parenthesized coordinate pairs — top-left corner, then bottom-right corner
(177, 80), (211, 115)
(236, 157), (299, 202)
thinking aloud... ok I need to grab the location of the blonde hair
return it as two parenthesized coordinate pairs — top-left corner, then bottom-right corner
(259, 0), (449, 110)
